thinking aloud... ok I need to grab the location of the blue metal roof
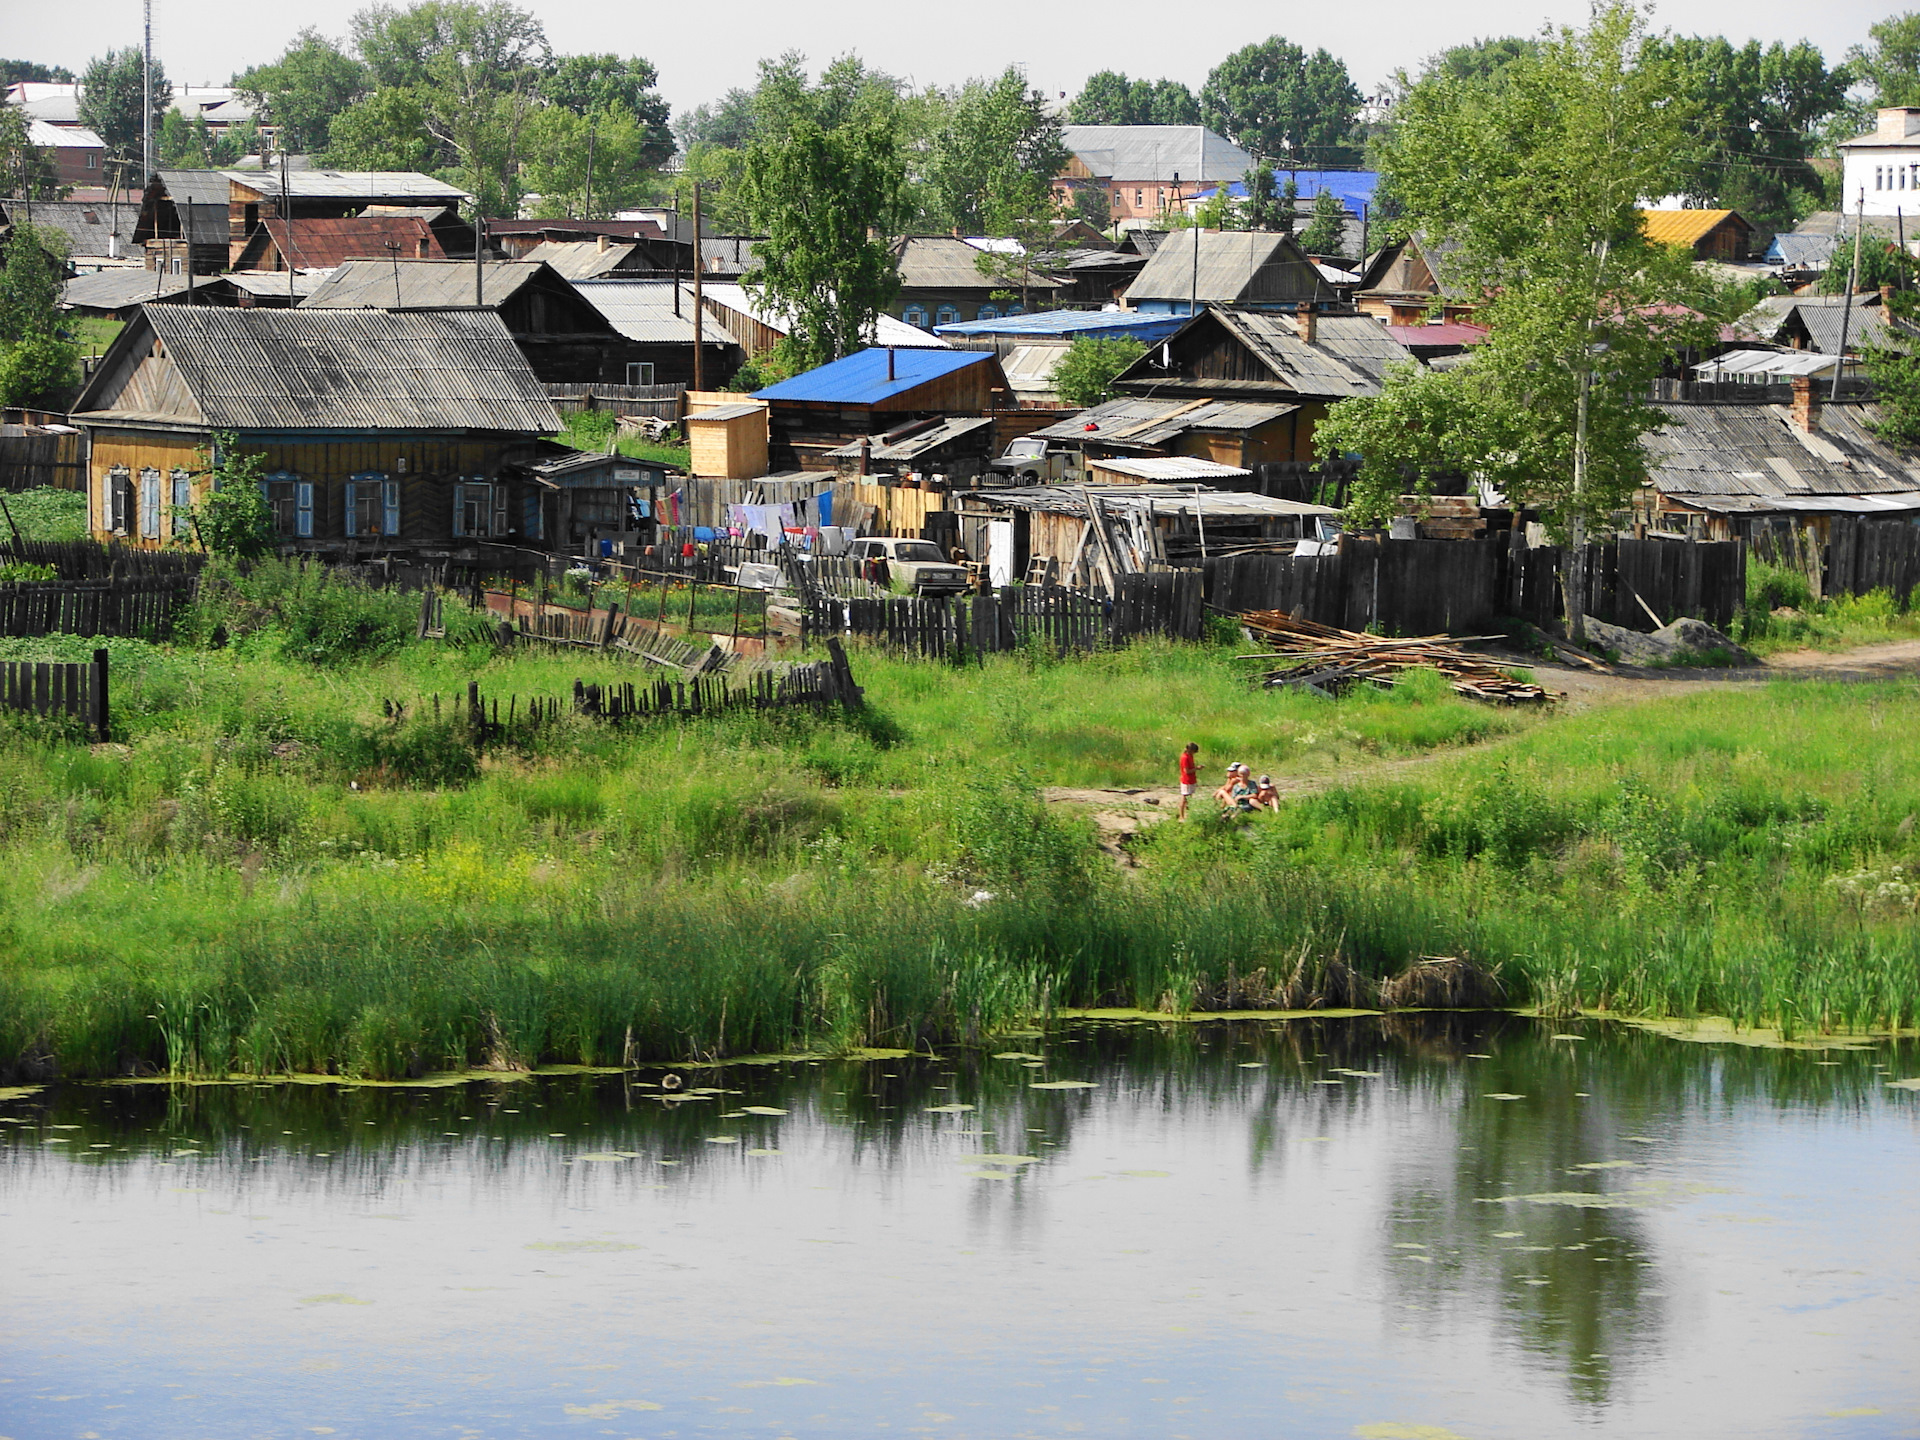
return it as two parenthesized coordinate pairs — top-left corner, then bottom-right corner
(932, 309), (1188, 342)
(752, 347), (996, 404)
(1193, 169), (1379, 209)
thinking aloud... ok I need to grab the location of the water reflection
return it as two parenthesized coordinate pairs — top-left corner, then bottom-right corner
(1, 1015), (1915, 1439)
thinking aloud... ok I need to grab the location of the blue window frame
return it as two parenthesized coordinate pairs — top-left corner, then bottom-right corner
(935, 305), (960, 326)
(903, 305), (928, 328)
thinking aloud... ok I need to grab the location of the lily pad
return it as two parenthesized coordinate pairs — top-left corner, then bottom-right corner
(1483, 1093), (1526, 1101)
(994, 1052), (1044, 1061)
(741, 1105), (788, 1115)
(704, 1136), (739, 1144)
(926, 1103), (976, 1113)
(745, 1148), (781, 1157)
(1887, 1078), (1920, 1091)
(1119, 1169), (1170, 1178)
(573, 1153), (629, 1163)
(563, 1401), (662, 1418)
(1029, 1080), (1097, 1090)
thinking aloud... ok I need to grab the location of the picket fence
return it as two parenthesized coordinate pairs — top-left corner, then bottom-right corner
(0, 648), (109, 739)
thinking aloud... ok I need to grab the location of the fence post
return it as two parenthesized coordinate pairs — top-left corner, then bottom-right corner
(89, 648), (108, 742)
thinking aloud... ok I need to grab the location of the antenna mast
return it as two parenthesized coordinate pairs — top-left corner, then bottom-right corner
(141, 0), (154, 184)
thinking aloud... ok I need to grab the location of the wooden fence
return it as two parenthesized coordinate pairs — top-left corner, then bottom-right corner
(451, 639), (860, 738)
(804, 571), (1205, 656)
(1821, 518), (1920, 604)
(1206, 534), (1744, 635)
(0, 574), (199, 640)
(0, 430), (85, 492)
(545, 383), (687, 421)
(0, 537), (205, 583)
(0, 648), (109, 739)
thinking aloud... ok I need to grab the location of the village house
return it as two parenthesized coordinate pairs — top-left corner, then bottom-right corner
(487, 218), (691, 273)
(3, 198), (141, 270)
(933, 308), (1185, 407)
(1351, 234), (1475, 325)
(232, 215), (447, 271)
(60, 267), (327, 321)
(752, 347), (1012, 472)
(302, 259), (635, 384)
(131, 170), (234, 276)
(1123, 228), (1333, 314)
(18, 117), (108, 188)
(569, 278), (745, 387)
(891, 236), (1066, 330)
(1838, 108), (1920, 217)
(693, 282), (943, 368)
(1641, 378), (1920, 539)
(1053, 125), (1253, 226)
(71, 306), (563, 559)
(1741, 293), (1909, 355)
(1639, 208), (1754, 262)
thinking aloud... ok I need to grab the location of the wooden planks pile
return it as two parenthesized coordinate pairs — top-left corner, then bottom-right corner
(1238, 610), (1551, 705)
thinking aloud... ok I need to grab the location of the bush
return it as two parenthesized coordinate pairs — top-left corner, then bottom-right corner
(0, 487), (88, 542)
(188, 558), (426, 665)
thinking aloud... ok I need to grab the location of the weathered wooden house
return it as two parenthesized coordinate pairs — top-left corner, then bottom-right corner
(891, 237), (1065, 329)
(1352, 234), (1475, 325)
(1639, 208), (1754, 262)
(231, 215), (447, 271)
(302, 259), (631, 383)
(71, 307), (562, 558)
(131, 170), (233, 276)
(1122, 228), (1332, 314)
(752, 348), (1011, 472)
(1025, 396), (1307, 471)
(569, 279), (745, 387)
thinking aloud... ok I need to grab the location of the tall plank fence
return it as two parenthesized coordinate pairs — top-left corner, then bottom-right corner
(804, 571), (1205, 656)
(544, 383), (686, 421)
(0, 648), (109, 739)
(0, 430), (85, 492)
(1822, 518), (1920, 604)
(0, 575), (199, 640)
(1206, 535), (1743, 635)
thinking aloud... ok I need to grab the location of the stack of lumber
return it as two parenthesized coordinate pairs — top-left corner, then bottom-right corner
(1238, 610), (1551, 705)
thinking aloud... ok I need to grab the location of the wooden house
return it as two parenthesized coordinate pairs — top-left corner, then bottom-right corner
(1122, 228), (1332, 314)
(132, 170), (232, 276)
(524, 449), (678, 553)
(71, 307), (562, 558)
(231, 216), (447, 271)
(1025, 396), (1307, 471)
(1352, 234), (1476, 325)
(891, 236), (1065, 330)
(569, 278), (745, 387)
(751, 348), (1011, 472)
(1639, 209), (1754, 262)
(302, 259), (631, 384)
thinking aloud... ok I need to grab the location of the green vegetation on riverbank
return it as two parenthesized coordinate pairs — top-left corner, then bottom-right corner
(3, 560), (1920, 1080)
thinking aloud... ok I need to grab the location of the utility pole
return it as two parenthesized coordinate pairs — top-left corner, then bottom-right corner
(281, 147), (293, 305)
(141, 0), (154, 186)
(583, 116), (597, 220)
(691, 182), (704, 393)
(1832, 187), (1866, 404)
(474, 201), (486, 307)
(1568, 234), (1611, 649)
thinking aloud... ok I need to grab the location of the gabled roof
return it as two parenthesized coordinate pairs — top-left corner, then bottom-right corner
(1125, 228), (1330, 306)
(1354, 232), (1464, 300)
(1028, 397), (1299, 446)
(134, 170), (233, 247)
(3, 198), (138, 256)
(303, 259), (548, 310)
(488, 218), (669, 239)
(894, 235), (1064, 292)
(73, 307), (560, 433)
(1764, 232), (1835, 269)
(572, 278), (731, 344)
(697, 282), (943, 349)
(61, 268), (192, 313)
(1645, 401), (1920, 508)
(253, 216), (446, 270)
(1740, 294), (1912, 354)
(227, 170), (471, 203)
(1060, 126), (1252, 182)
(1204, 309), (1389, 397)
(521, 239), (643, 280)
(932, 308), (1183, 342)
(752, 347), (1004, 405)
(1639, 209), (1750, 247)
(27, 118), (103, 148)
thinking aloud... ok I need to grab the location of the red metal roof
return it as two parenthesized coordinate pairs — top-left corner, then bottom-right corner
(258, 216), (446, 270)
(1385, 322), (1489, 347)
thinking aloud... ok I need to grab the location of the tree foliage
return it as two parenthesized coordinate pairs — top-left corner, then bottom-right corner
(234, 29), (370, 154)
(77, 47), (170, 171)
(1067, 72), (1200, 126)
(2, 59), (75, 85)
(737, 56), (911, 370)
(1323, 3), (1712, 531)
(1850, 12), (1920, 106)
(1297, 187), (1350, 258)
(1201, 37), (1363, 165)
(1052, 338), (1146, 409)
(0, 106), (67, 201)
(192, 436), (275, 559)
(925, 67), (1066, 236)
(0, 222), (79, 404)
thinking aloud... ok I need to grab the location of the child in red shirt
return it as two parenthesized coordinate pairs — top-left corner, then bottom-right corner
(1177, 742), (1199, 820)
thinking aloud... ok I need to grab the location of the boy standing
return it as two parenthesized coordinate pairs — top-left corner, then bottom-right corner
(1177, 742), (1199, 819)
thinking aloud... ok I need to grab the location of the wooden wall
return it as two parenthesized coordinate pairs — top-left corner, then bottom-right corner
(688, 409), (768, 480)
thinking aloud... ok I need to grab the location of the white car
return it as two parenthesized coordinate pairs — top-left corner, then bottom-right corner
(846, 537), (972, 595)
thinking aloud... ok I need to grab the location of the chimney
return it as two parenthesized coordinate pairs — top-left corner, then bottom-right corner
(1878, 107), (1920, 141)
(597, 233), (609, 253)
(1881, 284), (1895, 306)
(857, 436), (871, 477)
(1296, 301), (1317, 345)
(1790, 375), (1822, 433)
(886, 348), (896, 382)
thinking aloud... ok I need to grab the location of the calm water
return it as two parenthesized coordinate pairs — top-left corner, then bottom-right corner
(3, 1014), (1918, 1439)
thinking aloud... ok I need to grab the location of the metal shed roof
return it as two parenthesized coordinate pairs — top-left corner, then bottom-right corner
(824, 416), (996, 461)
(752, 347), (1000, 405)
(1127, 229), (1331, 307)
(973, 482), (1336, 519)
(571, 279), (729, 344)
(303, 259), (546, 310)
(61, 268), (191, 312)
(698, 282), (945, 349)
(227, 169), (471, 202)
(521, 239), (642, 280)
(1060, 126), (1251, 182)
(1028, 396), (1299, 445)
(1210, 310), (1384, 397)
(894, 236), (1064, 292)
(77, 307), (560, 433)
(686, 402), (766, 423)
(1090, 455), (1252, 482)
(932, 309), (1186, 341)
(1643, 401), (1920, 501)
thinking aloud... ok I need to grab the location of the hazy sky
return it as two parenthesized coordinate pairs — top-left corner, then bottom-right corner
(6, 0), (1894, 115)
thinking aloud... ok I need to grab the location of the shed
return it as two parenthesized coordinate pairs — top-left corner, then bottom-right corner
(1029, 396), (1305, 471)
(1639, 208), (1754, 261)
(686, 398), (770, 480)
(522, 448), (677, 549)
(823, 416), (998, 480)
(752, 348), (1011, 472)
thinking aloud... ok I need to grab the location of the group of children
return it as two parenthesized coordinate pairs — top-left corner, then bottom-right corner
(1176, 743), (1279, 819)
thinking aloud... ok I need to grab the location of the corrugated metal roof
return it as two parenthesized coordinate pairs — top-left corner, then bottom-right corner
(1211, 310), (1381, 397)
(1678, 491), (1920, 515)
(61, 268), (191, 312)
(894, 236), (1064, 292)
(699, 282), (945, 349)
(973, 482), (1336, 519)
(1003, 344), (1067, 391)
(149, 170), (234, 245)
(1302, 315), (1418, 386)
(1092, 455), (1251, 481)
(1692, 349), (1839, 379)
(257, 216), (446, 270)
(686, 402), (765, 423)
(1060, 126), (1251, 182)
(27, 118), (102, 148)
(1028, 397), (1297, 444)
(1386, 322), (1489, 347)
(824, 416), (996, 461)
(4, 199), (139, 255)
(521, 240), (642, 280)
(227, 169), (471, 202)
(571, 278), (721, 343)
(78, 307), (560, 433)
(1644, 402), (1920, 501)
(933, 309), (1184, 341)
(303, 259), (544, 310)
(223, 270), (330, 298)
(1765, 232), (1834, 268)
(1125, 229), (1330, 306)
(752, 347), (1001, 405)
(1639, 209), (1747, 247)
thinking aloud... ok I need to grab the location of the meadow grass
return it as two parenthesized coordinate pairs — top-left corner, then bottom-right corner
(4, 561), (1920, 1078)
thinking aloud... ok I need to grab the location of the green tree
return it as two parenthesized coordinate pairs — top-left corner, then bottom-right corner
(1, 60), (75, 85)
(1321, 3), (1712, 639)
(543, 53), (673, 162)
(191, 435), (275, 558)
(1423, 36), (1541, 87)
(1297, 186), (1350, 257)
(1201, 37), (1363, 165)
(521, 102), (658, 218)
(323, 88), (437, 171)
(77, 46), (170, 174)
(1067, 72), (1200, 125)
(1052, 337), (1146, 408)
(0, 222), (79, 405)
(925, 66), (1067, 236)
(737, 54), (911, 370)
(234, 29), (370, 154)
(1244, 163), (1283, 230)
(0, 105), (67, 201)
(1850, 12), (1920, 106)
(675, 86), (759, 151)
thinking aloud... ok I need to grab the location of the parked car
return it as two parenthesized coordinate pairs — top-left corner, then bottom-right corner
(847, 536), (972, 595)
(989, 436), (1065, 484)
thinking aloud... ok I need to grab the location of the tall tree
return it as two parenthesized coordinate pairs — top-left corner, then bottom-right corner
(737, 54), (911, 369)
(77, 47), (170, 174)
(2, 60), (75, 85)
(925, 67), (1067, 235)
(1318, 3), (1711, 638)
(1850, 12), (1920, 106)
(1067, 72), (1200, 126)
(234, 30), (370, 154)
(1297, 186), (1350, 257)
(1201, 37), (1362, 165)
(322, 88), (437, 171)
(520, 102), (657, 218)
(0, 106), (67, 201)
(543, 53), (673, 167)
(0, 221), (79, 405)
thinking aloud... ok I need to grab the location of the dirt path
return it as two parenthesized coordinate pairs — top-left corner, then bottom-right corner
(1043, 638), (1920, 861)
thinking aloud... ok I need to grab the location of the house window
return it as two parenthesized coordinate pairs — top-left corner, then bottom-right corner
(345, 472), (395, 537)
(626, 362), (655, 386)
(452, 479), (503, 538)
(903, 305), (928, 328)
(102, 465), (131, 534)
(170, 256), (183, 275)
(138, 467), (161, 539)
(574, 490), (625, 529)
(1135, 189), (1144, 207)
(978, 305), (998, 321)
(85, 152), (97, 169)
(170, 468), (192, 538)
(261, 470), (311, 538)
(1008, 304), (1025, 316)
(935, 305), (960, 326)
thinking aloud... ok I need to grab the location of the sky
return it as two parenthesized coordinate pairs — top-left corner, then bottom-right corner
(4, 0), (1896, 117)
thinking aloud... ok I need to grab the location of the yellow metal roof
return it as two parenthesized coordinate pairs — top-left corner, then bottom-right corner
(1639, 209), (1745, 247)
